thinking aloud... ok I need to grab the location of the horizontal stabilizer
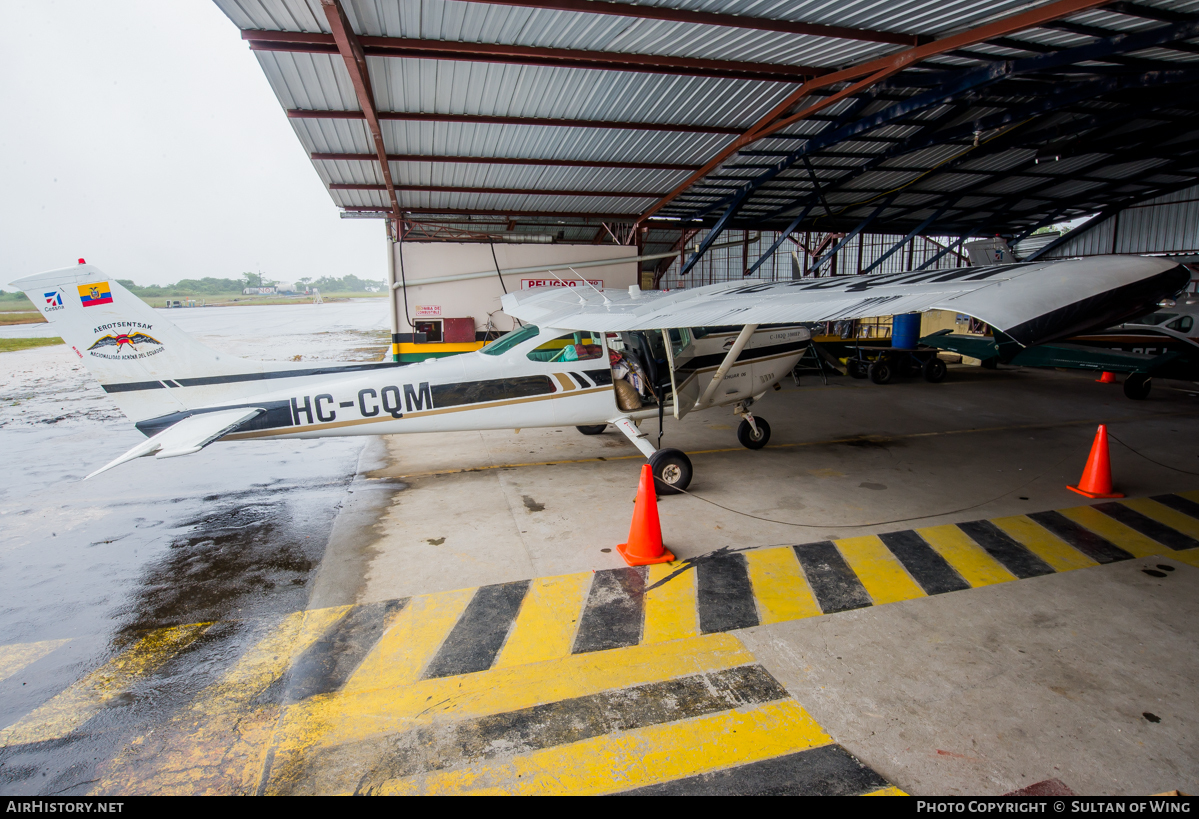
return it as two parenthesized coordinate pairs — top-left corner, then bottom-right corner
(85, 408), (265, 480)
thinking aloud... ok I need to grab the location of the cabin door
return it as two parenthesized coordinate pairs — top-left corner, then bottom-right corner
(662, 328), (700, 419)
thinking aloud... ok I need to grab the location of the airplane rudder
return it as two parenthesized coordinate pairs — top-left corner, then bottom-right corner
(11, 264), (237, 420)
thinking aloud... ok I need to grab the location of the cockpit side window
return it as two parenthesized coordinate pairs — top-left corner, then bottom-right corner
(1134, 312), (1176, 326)
(668, 328), (691, 358)
(480, 324), (540, 356)
(1167, 315), (1193, 333)
(526, 332), (604, 363)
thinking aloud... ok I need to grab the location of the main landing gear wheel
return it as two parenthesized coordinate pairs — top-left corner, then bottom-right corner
(737, 417), (771, 450)
(649, 448), (693, 495)
(576, 424), (607, 435)
(868, 360), (894, 385)
(923, 357), (948, 383)
(1123, 373), (1152, 400)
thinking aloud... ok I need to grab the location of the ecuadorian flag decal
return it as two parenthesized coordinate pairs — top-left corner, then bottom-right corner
(78, 281), (113, 307)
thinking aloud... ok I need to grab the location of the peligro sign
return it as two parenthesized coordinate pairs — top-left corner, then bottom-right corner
(521, 279), (603, 290)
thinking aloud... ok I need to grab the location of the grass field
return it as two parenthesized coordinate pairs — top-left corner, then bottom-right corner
(0, 337), (62, 353)
(0, 311), (45, 325)
(178, 292), (387, 307)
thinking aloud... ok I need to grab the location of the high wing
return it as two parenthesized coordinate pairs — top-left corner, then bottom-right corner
(85, 407), (265, 480)
(501, 256), (1188, 351)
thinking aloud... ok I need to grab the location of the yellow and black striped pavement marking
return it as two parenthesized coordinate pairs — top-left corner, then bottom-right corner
(4, 491), (1199, 794)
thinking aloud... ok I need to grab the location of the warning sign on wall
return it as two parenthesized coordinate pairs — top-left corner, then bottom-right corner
(521, 279), (603, 289)
(414, 304), (442, 316)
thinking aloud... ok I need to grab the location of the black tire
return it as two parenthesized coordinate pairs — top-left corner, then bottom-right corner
(737, 417), (771, 450)
(848, 360), (868, 379)
(576, 424), (607, 435)
(868, 360), (894, 385)
(649, 447), (693, 495)
(1123, 373), (1152, 400)
(980, 357), (999, 370)
(923, 357), (948, 383)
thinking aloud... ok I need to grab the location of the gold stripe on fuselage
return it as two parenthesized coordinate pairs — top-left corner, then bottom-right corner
(224, 385), (616, 440)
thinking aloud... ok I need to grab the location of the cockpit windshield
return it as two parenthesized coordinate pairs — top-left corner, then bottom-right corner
(1131, 312), (1176, 325)
(480, 324), (540, 356)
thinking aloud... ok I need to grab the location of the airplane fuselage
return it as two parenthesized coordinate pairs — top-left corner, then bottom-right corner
(131, 324), (811, 442)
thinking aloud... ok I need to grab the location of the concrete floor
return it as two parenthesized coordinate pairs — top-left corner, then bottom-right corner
(740, 554), (1199, 796)
(352, 366), (1199, 599)
(288, 364), (1199, 795)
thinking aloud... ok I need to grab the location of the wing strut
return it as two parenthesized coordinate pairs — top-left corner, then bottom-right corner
(697, 324), (759, 409)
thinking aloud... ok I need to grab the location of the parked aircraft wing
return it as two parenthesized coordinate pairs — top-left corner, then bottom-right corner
(924, 332), (1199, 380)
(501, 256), (1188, 350)
(85, 407), (264, 479)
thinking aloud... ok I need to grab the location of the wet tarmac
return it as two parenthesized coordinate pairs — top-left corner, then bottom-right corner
(0, 302), (384, 795)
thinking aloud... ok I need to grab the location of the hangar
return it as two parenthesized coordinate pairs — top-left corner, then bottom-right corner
(217, 0), (1199, 358)
(4, 0), (1199, 801)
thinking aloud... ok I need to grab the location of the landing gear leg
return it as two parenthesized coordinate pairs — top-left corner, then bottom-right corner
(734, 400), (771, 449)
(612, 417), (693, 494)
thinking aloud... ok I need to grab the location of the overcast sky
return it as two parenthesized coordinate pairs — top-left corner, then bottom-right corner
(0, 0), (384, 288)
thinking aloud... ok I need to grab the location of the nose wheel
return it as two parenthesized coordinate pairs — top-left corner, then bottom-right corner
(737, 417), (771, 449)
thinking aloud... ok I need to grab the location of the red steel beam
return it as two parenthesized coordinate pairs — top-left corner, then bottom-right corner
(332, 183), (666, 197)
(288, 109), (741, 134)
(312, 152), (700, 171)
(342, 205), (699, 224)
(636, 0), (1118, 224)
(319, 1), (400, 220)
(344, 205), (637, 218)
(463, 0), (920, 46)
(243, 30), (821, 82)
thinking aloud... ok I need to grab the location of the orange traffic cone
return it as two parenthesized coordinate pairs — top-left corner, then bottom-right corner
(616, 464), (676, 566)
(1067, 424), (1124, 499)
(1096, 371), (1118, 384)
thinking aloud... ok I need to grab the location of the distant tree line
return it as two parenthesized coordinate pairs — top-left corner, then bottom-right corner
(0, 272), (383, 302)
(116, 277), (246, 296)
(114, 272), (385, 296)
(299, 274), (382, 292)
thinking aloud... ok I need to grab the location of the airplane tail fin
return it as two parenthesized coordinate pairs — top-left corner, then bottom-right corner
(11, 263), (268, 423)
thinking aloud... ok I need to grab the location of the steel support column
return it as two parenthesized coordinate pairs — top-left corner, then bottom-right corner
(916, 231), (981, 270)
(808, 197), (894, 275)
(679, 187), (752, 276)
(860, 207), (948, 275)
(744, 205), (817, 277)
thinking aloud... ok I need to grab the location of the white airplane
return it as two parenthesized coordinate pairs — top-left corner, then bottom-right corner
(12, 256), (1187, 493)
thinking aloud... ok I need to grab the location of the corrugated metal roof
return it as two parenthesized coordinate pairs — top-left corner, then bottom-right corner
(215, 0), (1199, 253)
